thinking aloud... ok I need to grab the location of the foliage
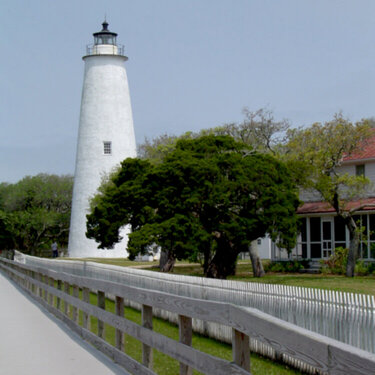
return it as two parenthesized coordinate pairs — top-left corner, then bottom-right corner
(0, 174), (73, 255)
(137, 132), (194, 163)
(285, 114), (373, 276)
(354, 261), (375, 276)
(138, 108), (290, 163)
(136, 108), (291, 277)
(205, 107), (289, 154)
(87, 135), (299, 279)
(320, 247), (348, 275)
(79, 292), (301, 375)
(264, 260), (310, 273)
(0, 210), (13, 249)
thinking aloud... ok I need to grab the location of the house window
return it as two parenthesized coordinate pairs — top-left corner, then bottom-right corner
(257, 238), (262, 245)
(103, 141), (112, 155)
(356, 164), (365, 176)
(334, 216), (346, 250)
(297, 217), (308, 259)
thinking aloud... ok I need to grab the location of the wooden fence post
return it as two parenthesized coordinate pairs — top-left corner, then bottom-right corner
(64, 281), (70, 316)
(43, 274), (48, 302)
(82, 287), (90, 330)
(48, 277), (54, 306)
(142, 304), (153, 369)
(179, 315), (192, 375)
(38, 273), (43, 298)
(97, 291), (105, 339)
(232, 328), (250, 372)
(31, 271), (35, 294)
(27, 270), (32, 292)
(56, 280), (62, 310)
(115, 296), (124, 351)
(72, 285), (79, 324)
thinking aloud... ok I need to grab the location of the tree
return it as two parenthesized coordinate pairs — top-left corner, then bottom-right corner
(87, 135), (299, 279)
(0, 174), (73, 255)
(137, 108), (290, 276)
(138, 108), (290, 160)
(285, 114), (372, 277)
(204, 108), (289, 154)
(0, 210), (13, 250)
(0, 184), (13, 250)
(137, 133), (194, 163)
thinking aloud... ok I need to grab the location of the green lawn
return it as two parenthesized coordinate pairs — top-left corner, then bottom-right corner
(63, 257), (158, 268)
(57, 261), (303, 374)
(64, 257), (375, 296)
(144, 260), (375, 296)
(79, 292), (302, 375)
(57, 257), (374, 374)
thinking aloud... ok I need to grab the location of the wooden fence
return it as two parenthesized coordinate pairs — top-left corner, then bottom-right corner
(16, 254), (375, 357)
(1, 257), (375, 375)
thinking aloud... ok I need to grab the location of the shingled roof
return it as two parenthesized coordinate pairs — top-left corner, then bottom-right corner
(343, 129), (375, 161)
(297, 197), (375, 214)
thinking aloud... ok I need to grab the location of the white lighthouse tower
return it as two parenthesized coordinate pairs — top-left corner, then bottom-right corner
(68, 21), (136, 258)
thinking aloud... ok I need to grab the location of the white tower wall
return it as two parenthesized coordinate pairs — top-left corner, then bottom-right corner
(68, 35), (136, 258)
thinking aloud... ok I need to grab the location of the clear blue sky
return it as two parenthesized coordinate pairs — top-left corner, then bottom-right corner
(1, 0), (375, 182)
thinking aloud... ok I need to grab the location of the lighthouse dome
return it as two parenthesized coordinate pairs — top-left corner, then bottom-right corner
(93, 21), (117, 45)
(87, 20), (126, 56)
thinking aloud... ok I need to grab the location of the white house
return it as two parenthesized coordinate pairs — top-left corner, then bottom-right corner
(272, 132), (375, 262)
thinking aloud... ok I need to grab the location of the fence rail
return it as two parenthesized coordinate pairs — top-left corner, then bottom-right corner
(18, 254), (375, 312)
(16, 253), (375, 356)
(1, 257), (375, 375)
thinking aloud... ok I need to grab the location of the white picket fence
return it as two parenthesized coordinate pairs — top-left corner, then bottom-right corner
(3, 256), (375, 375)
(16, 253), (375, 367)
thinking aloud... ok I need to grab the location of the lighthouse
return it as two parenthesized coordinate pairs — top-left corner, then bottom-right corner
(68, 21), (136, 258)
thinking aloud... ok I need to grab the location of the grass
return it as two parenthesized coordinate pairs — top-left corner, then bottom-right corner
(65, 291), (301, 375)
(62, 257), (159, 268)
(57, 257), (375, 374)
(142, 260), (375, 296)
(63, 257), (375, 295)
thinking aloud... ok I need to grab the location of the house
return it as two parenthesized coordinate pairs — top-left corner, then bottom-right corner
(272, 131), (375, 262)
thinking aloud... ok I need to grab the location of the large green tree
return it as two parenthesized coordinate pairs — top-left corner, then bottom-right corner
(137, 108), (290, 276)
(0, 174), (73, 255)
(285, 114), (372, 277)
(87, 135), (299, 279)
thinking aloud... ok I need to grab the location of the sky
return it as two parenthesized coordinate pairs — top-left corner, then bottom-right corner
(1, 0), (375, 183)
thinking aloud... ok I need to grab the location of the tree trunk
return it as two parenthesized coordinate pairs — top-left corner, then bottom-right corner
(248, 240), (265, 277)
(345, 217), (359, 277)
(159, 250), (176, 272)
(346, 231), (359, 277)
(205, 243), (237, 279)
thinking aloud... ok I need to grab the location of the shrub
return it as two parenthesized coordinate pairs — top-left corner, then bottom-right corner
(320, 247), (348, 275)
(355, 261), (369, 276)
(321, 247), (375, 275)
(264, 260), (310, 273)
(354, 260), (375, 276)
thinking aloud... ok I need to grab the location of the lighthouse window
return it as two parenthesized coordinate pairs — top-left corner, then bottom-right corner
(103, 142), (112, 155)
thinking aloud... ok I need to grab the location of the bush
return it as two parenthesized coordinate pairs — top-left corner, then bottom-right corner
(354, 260), (375, 276)
(320, 247), (348, 275)
(321, 247), (375, 275)
(355, 261), (369, 276)
(264, 260), (310, 273)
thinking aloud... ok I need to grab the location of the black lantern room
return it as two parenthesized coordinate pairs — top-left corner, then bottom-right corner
(93, 21), (117, 46)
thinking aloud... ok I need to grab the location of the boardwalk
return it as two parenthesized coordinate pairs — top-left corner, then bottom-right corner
(0, 272), (129, 375)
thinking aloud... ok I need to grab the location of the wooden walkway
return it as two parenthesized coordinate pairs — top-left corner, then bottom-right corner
(2, 256), (375, 375)
(0, 272), (129, 375)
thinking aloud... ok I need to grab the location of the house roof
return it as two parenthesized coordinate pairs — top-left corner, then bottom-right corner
(297, 197), (375, 214)
(343, 130), (375, 161)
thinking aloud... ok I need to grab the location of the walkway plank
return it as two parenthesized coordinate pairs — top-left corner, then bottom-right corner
(0, 272), (129, 375)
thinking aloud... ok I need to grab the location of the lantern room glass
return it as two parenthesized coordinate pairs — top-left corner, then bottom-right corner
(94, 34), (117, 45)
